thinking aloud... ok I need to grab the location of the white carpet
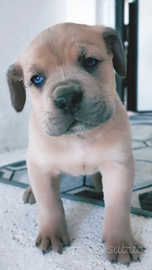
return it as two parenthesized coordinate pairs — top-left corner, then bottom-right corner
(0, 183), (152, 270)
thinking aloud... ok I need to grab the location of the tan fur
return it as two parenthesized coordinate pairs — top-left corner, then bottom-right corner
(7, 23), (144, 263)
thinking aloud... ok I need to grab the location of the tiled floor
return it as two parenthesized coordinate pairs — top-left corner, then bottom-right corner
(0, 114), (152, 217)
(130, 115), (152, 187)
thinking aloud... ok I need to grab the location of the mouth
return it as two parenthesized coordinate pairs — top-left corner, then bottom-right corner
(65, 119), (97, 134)
(67, 120), (80, 129)
(43, 104), (115, 137)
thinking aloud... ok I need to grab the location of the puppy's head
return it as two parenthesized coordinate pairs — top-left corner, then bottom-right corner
(7, 23), (126, 136)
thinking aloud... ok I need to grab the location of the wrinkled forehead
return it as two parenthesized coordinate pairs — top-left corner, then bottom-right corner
(19, 23), (108, 69)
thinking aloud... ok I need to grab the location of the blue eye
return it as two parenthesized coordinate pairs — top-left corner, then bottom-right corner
(84, 58), (98, 67)
(31, 75), (44, 87)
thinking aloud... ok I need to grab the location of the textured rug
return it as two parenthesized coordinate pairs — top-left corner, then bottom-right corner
(0, 182), (152, 270)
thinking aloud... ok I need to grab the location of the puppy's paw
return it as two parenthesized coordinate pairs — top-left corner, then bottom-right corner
(35, 225), (70, 254)
(103, 234), (144, 264)
(23, 186), (36, 204)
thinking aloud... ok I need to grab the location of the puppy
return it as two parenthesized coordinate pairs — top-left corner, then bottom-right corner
(7, 23), (143, 264)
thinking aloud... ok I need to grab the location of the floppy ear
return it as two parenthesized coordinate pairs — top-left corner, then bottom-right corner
(7, 64), (26, 112)
(102, 27), (126, 77)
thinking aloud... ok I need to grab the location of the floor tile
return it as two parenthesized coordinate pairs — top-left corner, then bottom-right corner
(134, 160), (152, 186)
(133, 147), (152, 162)
(131, 125), (152, 141)
(132, 141), (145, 149)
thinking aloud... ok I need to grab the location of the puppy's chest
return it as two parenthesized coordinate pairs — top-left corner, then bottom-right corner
(48, 141), (101, 176)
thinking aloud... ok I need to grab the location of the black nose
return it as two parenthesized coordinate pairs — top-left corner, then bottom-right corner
(55, 91), (83, 114)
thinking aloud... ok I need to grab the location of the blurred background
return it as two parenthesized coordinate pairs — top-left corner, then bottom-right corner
(0, 0), (151, 155)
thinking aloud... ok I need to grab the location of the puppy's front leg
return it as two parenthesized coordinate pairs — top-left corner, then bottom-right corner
(27, 160), (70, 254)
(101, 155), (143, 264)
